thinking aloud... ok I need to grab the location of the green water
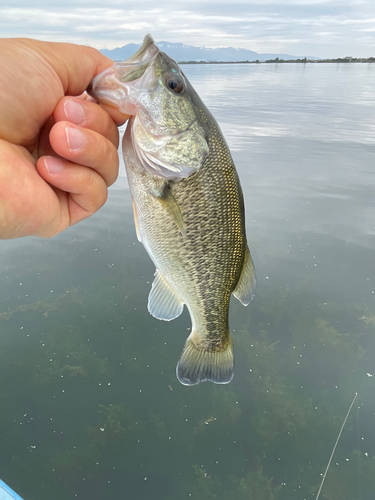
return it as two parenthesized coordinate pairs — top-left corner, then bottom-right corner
(1, 63), (375, 499)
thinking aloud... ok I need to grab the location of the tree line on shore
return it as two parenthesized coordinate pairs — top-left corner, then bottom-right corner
(180, 56), (375, 64)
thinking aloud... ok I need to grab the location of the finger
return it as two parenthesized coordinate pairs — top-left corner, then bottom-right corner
(36, 156), (108, 228)
(99, 102), (131, 127)
(53, 97), (121, 148)
(37, 115), (56, 159)
(49, 121), (119, 187)
(0, 40), (115, 148)
(0, 140), (60, 239)
(77, 94), (131, 127)
(31, 40), (115, 96)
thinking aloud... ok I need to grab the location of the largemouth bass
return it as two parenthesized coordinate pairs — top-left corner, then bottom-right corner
(88, 34), (256, 386)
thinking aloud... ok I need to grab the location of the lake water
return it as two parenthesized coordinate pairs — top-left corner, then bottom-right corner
(1, 63), (375, 500)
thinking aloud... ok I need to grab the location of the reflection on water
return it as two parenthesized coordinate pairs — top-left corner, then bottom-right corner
(1, 63), (375, 499)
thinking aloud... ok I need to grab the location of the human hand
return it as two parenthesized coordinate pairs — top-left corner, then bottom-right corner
(0, 38), (130, 239)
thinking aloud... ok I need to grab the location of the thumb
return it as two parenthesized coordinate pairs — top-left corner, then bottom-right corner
(30, 39), (115, 96)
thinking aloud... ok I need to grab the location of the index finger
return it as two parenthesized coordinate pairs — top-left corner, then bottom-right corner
(98, 102), (131, 127)
(53, 96), (124, 149)
(74, 93), (130, 127)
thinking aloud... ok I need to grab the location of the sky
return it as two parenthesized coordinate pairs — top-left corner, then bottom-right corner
(1, 0), (374, 59)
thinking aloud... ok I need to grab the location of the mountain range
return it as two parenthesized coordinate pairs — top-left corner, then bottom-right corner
(100, 41), (319, 62)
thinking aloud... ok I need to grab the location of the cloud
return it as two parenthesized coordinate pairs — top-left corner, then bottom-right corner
(0, 1), (374, 58)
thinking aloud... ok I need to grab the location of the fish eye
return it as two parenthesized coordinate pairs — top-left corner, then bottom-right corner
(166, 76), (184, 94)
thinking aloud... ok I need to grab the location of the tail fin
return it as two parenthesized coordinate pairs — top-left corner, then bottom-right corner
(176, 332), (234, 386)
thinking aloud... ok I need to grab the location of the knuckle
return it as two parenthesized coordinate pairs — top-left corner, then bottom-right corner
(85, 102), (119, 147)
(96, 139), (119, 186)
(97, 186), (108, 208)
(81, 165), (98, 190)
(102, 112), (115, 138)
(81, 167), (107, 210)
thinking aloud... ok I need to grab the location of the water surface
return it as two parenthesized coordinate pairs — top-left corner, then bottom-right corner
(1, 63), (375, 500)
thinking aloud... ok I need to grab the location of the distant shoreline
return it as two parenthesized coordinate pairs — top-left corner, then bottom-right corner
(112, 57), (375, 64)
(177, 57), (375, 64)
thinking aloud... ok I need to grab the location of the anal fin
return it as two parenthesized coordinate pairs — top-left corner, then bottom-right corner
(148, 269), (184, 321)
(232, 245), (256, 306)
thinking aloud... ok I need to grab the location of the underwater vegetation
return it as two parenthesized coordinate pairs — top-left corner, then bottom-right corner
(0, 263), (374, 500)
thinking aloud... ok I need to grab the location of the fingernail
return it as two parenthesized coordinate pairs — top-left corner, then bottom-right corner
(44, 156), (64, 174)
(66, 126), (85, 151)
(64, 99), (85, 124)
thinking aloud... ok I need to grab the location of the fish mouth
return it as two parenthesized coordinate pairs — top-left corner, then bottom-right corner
(86, 34), (159, 114)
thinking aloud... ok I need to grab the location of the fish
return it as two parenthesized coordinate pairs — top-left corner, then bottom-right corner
(88, 34), (256, 386)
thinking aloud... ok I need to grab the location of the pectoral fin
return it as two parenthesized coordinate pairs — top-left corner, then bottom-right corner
(232, 246), (256, 306)
(151, 183), (186, 236)
(148, 269), (184, 321)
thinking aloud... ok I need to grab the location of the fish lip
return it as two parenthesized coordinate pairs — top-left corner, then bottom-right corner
(86, 66), (122, 109)
(86, 34), (159, 113)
